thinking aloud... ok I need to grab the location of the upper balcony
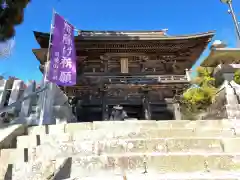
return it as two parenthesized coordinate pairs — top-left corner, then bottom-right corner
(77, 74), (189, 86)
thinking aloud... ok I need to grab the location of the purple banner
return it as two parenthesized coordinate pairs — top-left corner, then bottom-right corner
(48, 13), (76, 86)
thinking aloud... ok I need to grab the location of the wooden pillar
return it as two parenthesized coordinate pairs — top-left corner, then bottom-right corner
(140, 64), (144, 72)
(100, 55), (109, 73)
(141, 55), (149, 72)
(101, 87), (108, 121)
(76, 98), (82, 122)
(142, 91), (151, 120)
(78, 56), (88, 74)
(68, 97), (78, 117)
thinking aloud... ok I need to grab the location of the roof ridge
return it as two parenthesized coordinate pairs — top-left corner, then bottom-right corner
(33, 30), (216, 37)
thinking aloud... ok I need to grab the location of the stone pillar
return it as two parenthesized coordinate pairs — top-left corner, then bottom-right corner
(185, 69), (191, 81)
(101, 89), (109, 121)
(19, 81), (36, 119)
(0, 79), (10, 124)
(0, 79), (9, 109)
(8, 80), (24, 115)
(173, 103), (181, 120)
(39, 82), (56, 125)
(142, 92), (151, 120)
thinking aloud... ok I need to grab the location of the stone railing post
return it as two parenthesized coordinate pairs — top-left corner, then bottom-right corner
(39, 82), (56, 125)
(19, 81), (36, 120)
(8, 80), (24, 115)
(0, 79), (9, 108)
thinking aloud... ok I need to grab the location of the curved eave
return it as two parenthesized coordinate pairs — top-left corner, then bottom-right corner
(201, 48), (240, 67)
(34, 31), (215, 48)
(33, 48), (47, 65)
(78, 31), (215, 40)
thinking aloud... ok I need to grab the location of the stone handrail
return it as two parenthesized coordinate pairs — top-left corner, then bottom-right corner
(0, 85), (47, 114)
(0, 79), (75, 125)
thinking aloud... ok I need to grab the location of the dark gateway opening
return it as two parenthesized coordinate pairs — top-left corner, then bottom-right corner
(75, 104), (174, 122)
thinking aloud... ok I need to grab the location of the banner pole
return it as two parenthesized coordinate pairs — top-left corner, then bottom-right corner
(44, 8), (56, 83)
(39, 9), (56, 125)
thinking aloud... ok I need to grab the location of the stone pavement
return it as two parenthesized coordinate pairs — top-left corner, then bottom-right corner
(1, 120), (240, 179)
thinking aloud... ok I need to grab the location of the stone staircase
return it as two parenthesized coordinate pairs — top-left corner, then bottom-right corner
(1, 120), (240, 179)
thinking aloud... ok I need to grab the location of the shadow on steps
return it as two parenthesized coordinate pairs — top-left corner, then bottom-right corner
(4, 164), (12, 180)
(51, 157), (72, 180)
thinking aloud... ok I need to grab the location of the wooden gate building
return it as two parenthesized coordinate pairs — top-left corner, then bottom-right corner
(33, 30), (215, 121)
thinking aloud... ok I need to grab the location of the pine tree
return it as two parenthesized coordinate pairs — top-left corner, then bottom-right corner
(181, 67), (217, 115)
(0, 0), (30, 41)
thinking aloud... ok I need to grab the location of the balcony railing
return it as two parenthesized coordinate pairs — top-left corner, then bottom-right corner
(106, 75), (188, 84)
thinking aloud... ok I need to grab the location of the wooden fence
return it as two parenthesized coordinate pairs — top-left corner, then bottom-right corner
(0, 79), (75, 125)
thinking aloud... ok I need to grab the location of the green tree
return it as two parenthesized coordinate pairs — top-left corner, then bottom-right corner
(0, 0), (30, 41)
(191, 67), (215, 87)
(234, 69), (240, 85)
(181, 67), (217, 115)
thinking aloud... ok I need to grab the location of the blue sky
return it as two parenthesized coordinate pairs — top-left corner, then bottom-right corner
(0, 0), (239, 81)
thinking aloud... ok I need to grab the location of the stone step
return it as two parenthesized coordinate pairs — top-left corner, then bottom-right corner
(65, 172), (240, 180)
(69, 153), (240, 176)
(7, 137), (238, 161)
(92, 120), (235, 130)
(0, 157), (66, 179)
(27, 120), (236, 135)
(3, 156), (240, 179)
(1, 120), (240, 179)
(4, 137), (240, 165)
(11, 157), (69, 180)
(5, 153), (240, 179)
(17, 128), (237, 149)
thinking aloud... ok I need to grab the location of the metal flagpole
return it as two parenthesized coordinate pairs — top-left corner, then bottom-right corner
(220, 0), (240, 47)
(39, 9), (56, 125)
(227, 1), (240, 47)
